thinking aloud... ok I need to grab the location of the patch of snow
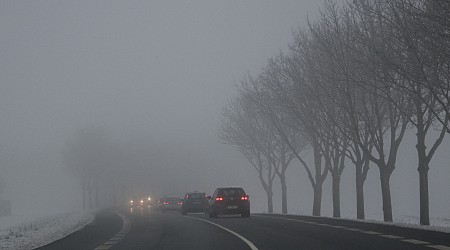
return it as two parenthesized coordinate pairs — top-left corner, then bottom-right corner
(0, 210), (94, 250)
(265, 212), (450, 233)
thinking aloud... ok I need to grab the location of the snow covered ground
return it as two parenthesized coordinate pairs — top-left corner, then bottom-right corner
(391, 216), (450, 233)
(0, 210), (94, 250)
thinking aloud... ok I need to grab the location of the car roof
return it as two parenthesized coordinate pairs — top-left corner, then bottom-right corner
(216, 186), (243, 189)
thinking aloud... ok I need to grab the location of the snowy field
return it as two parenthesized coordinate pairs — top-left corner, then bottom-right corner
(0, 210), (94, 250)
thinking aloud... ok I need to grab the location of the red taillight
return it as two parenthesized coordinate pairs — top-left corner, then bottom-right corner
(178, 202), (183, 205)
(215, 197), (224, 201)
(163, 202), (169, 205)
(241, 196), (249, 200)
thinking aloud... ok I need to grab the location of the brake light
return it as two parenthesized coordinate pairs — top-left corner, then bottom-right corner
(241, 196), (249, 200)
(178, 202), (183, 205)
(215, 197), (224, 201)
(163, 202), (169, 205)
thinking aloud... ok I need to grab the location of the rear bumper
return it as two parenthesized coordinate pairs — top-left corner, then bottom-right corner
(183, 204), (208, 212)
(214, 202), (250, 214)
(161, 205), (181, 211)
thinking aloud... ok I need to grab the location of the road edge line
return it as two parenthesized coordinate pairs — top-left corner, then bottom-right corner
(94, 211), (130, 250)
(185, 216), (259, 250)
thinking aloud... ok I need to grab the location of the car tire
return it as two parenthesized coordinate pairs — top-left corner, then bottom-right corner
(241, 210), (250, 218)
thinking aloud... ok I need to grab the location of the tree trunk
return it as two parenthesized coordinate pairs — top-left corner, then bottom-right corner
(332, 174), (341, 218)
(379, 167), (393, 222)
(112, 183), (117, 206)
(88, 190), (91, 209)
(312, 184), (322, 216)
(82, 186), (86, 210)
(88, 182), (93, 209)
(416, 128), (430, 225)
(280, 174), (288, 214)
(267, 189), (274, 213)
(312, 140), (323, 216)
(355, 163), (365, 220)
(418, 166), (429, 225)
(95, 182), (99, 209)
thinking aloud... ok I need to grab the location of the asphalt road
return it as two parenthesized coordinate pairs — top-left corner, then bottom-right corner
(37, 207), (450, 250)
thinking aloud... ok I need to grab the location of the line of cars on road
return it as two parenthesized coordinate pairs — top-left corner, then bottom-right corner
(129, 187), (250, 218)
(128, 195), (154, 208)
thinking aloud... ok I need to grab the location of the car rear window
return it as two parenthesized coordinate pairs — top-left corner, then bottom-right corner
(187, 193), (205, 199)
(218, 188), (245, 196)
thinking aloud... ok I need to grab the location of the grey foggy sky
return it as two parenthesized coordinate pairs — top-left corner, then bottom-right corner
(1, 0), (449, 220)
(0, 0), (320, 213)
(0, 1), (320, 151)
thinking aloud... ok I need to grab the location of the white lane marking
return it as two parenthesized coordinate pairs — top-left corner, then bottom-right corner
(186, 216), (259, 250)
(402, 239), (430, 245)
(94, 211), (130, 250)
(362, 231), (382, 235)
(105, 240), (119, 245)
(379, 235), (404, 239)
(330, 225), (347, 229)
(94, 246), (111, 250)
(428, 245), (450, 250)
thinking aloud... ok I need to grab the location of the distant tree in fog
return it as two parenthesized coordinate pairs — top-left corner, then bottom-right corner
(241, 76), (302, 214)
(220, 93), (282, 213)
(0, 177), (5, 196)
(63, 126), (113, 210)
(301, 0), (374, 219)
(239, 64), (326, 216)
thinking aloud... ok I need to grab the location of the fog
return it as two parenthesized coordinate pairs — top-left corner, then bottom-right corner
(0, 0), (449, 222)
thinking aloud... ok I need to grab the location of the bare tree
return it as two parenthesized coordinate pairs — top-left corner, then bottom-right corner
(63, 126), (113, 210)
(220, 94), (278, 213)
(242, 52), (329, 216)
(242, 75), (305, 214)
(356, 0), (449, 225)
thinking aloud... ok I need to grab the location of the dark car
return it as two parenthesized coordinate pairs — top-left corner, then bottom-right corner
(181, 192), (208, 215)
(208, 187), (250, 218)
(159, 196), (183, 212)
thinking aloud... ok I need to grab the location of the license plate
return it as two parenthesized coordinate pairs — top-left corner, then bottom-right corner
(227, 205), (238, 209)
